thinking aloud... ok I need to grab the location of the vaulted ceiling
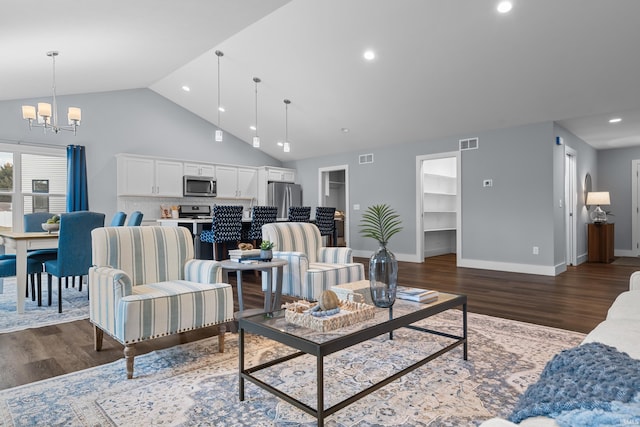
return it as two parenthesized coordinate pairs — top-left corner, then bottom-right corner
(4, 0), (640, 160)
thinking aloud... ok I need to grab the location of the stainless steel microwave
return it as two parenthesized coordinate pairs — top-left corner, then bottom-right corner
(183, 175), (216, 197)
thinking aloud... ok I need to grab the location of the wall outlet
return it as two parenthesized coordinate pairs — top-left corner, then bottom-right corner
(483, 179), (493, 187)
(533, 246), (539, 255)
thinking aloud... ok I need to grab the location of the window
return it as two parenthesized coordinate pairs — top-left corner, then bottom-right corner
(0, 144), (67, 231)
(0, 152), (14, 230)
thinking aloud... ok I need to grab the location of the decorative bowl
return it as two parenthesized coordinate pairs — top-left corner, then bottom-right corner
(41, 223), (60, 233)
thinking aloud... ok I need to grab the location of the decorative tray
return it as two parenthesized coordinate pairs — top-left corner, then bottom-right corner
(283, 299), (376, 332)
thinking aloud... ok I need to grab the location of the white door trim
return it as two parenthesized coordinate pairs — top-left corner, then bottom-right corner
(564, 147), (577, 266)
(632, 159), (640, 256)
(415, 151), (461, 264)
(318, 164), (350, 246)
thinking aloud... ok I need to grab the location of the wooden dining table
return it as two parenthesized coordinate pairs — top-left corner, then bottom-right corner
(0, 230), (59, 314)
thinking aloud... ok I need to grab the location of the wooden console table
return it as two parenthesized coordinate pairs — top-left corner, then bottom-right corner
(588, 223), (614, 263)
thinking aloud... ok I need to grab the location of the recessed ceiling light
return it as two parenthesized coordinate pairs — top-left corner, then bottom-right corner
(249, 125), (256, 131)
(277, 141), (284, 147)
(341, 127), (350, 133)
(497, 1), (513, 13)
(363, 50), (376, 61)
(609, 117), (622, 123)
(218, 106), (225, 112)
(181, 85), (190, 92)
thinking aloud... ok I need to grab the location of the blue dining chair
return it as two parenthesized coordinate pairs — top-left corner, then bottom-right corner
(24, 212), (59, 262)
(126, 211), (143, 226)
(0, 213), (54, 296)
(43, 211), (105, 313)
(200, 205), (243, 260)
(110, 211), (127, 226)
(0, 257), (44, 305)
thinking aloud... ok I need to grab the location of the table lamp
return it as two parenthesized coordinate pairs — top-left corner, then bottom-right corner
(586, 191), (610, 223)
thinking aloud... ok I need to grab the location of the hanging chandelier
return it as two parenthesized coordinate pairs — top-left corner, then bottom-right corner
(21, 51), (81, 135)
(252, 77), (261, 148)
(214, 50), (224, 142)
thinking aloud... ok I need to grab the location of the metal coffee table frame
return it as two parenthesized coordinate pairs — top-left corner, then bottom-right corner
(238, 293), (467, 426)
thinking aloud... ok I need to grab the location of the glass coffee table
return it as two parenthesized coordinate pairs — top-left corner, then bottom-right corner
(238, 292), (467, 426)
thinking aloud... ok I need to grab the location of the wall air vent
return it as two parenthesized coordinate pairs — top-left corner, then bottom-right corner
(359, 153), (374, 164)
(459, 137), (479, 151)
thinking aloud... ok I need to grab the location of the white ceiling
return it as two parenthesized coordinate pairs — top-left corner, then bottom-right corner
(4, 0), (640, 160)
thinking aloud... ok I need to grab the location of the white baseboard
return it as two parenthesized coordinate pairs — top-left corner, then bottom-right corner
(615, 249), (636, 257)
(457, 258), (558, 276)
(352, 250), (421, 263)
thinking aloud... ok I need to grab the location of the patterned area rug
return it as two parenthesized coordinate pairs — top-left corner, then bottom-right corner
(0, 277), (89, 333)
(0, 311), (585, 426)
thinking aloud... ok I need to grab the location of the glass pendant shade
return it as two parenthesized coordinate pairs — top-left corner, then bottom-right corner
(215, 50), (224, 142)
(282, 99), (291, 152)
(253, 77), (261, 148)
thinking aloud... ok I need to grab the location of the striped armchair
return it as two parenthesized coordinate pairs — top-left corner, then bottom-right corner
(261, 222), (364, 300)
(89, 226), (234, 379)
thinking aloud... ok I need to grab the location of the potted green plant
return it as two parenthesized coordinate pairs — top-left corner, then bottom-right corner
(359, 204), (403, 307)
(260, 240), (274, 260)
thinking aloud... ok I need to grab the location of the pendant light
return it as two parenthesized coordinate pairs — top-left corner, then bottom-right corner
(214, 50), (224, 142)
(252, 77), (261, 148)
(22, 51), (81, 135)
(283, 99), (291, 153)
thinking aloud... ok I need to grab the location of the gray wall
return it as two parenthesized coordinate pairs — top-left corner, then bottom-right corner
(2, 88), (622, 274)
(554, 124), (598, 262)
(288, 121), (599, 273)
(0, 88), (282, 219)
(598, 146), (640, 251)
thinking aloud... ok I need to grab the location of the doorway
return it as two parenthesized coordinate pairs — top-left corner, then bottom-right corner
(318, 165), (349, 246)
(415, 152), (460, 263)
(564, 147), (577, 266)
(632, 159), (640, 256)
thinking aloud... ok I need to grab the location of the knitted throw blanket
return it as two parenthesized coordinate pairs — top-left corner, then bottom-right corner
(509, 342), (640, 423)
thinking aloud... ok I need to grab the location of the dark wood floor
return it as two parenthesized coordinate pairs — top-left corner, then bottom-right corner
(0, 254), (633, 390)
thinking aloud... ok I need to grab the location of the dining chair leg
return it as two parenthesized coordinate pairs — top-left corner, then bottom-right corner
(47, 274), (53, 306)
(58, 279), (62, 313)
(65, 277), (69, 288)
(78, 275), (83, 292)
(37, 273), (42, 306)
(29, 273), (36, 301)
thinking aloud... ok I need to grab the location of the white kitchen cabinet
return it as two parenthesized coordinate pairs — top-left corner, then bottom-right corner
(257, 166), (297, 204)
(266, 167), (295, 182)
(117, 155), (183, 197)
(184, 162), (215, 177)
(216, 165), (257, 199)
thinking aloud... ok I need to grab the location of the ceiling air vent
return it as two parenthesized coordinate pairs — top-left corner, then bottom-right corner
(359, 153), (374, 164)
(459, 137), (479, 151)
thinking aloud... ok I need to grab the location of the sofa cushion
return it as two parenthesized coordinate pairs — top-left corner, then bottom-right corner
(582, 319), (640, 359)
(607, 291), (640, 320)
(116, 280), (233, 343)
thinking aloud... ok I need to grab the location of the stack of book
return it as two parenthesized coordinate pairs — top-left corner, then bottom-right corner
(395, 286), (439, 303)
(228, 249), (261, 262)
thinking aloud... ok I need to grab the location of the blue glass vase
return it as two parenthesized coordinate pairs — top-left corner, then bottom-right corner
(369, 243), (398, 308)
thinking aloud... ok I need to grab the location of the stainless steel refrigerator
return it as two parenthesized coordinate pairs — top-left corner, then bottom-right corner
(267, 182), (302, 219)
